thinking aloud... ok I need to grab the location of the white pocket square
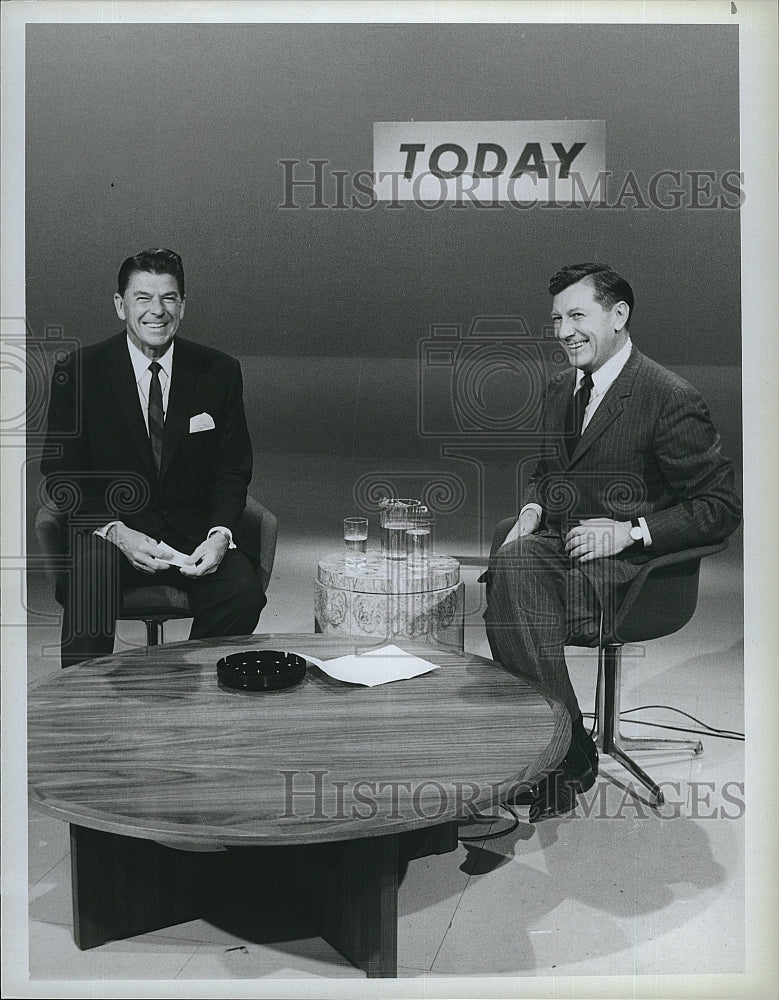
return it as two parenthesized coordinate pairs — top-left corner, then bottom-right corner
(189, 412), (215, 433)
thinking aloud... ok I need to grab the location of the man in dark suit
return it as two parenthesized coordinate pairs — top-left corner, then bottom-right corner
(41, 248), (266, 667)
(484, 262), (741, 821)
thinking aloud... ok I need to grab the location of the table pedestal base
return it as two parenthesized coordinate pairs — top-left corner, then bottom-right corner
(68, 822), (458, 978)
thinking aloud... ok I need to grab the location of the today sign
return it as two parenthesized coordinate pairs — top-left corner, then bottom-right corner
(373, 120), (605, 203)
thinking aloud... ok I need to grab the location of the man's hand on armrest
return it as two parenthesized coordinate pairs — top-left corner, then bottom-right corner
(102, 522), (167, 574)
(500, 506), (541, 548)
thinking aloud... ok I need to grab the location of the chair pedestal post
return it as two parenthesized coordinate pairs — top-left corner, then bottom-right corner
(595, 643), (707, 808)
(144, 620), (162, 646)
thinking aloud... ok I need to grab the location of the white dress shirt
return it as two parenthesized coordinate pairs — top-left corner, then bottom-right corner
(126, 334), (173, 431)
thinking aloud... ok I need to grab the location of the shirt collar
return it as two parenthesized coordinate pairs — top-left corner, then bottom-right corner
(575, 337), (632, 394)
(126, 334), (175, 383)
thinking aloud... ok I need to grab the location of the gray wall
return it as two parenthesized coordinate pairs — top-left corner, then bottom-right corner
(26, 23), (741, 366)
(25, 23), (742, 545)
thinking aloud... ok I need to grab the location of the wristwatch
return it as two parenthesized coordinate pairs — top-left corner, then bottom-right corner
(629, 518), (645, 548)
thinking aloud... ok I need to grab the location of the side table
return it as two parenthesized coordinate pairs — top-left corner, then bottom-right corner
(315, 553), (465, 650)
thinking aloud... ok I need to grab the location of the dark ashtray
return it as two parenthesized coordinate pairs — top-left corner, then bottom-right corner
(217, 650), (307, 692)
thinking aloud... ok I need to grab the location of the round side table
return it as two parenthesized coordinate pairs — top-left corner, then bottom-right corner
(315, 553), (465, 650)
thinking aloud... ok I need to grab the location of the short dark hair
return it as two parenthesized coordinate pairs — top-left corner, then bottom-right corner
(548, 262), (634, 324)
(117, 248), (185, 297)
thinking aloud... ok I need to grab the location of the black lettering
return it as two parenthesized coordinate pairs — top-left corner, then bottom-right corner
(399, 143), (426, 179)
(510, 143), (548, 179)
(473, 142), (507, 178)
(552, 141), (586, 178)
(429, 143), (468, 179)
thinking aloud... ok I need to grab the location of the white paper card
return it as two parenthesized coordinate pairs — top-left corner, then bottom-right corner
(154, 541), (190, 567)
(299, 644), (441, 687)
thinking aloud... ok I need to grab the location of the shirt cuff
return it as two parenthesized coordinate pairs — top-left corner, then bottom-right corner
(208, 526), (236, 549)
(94, 520), (123, 540)
(637, 516), (653, 547)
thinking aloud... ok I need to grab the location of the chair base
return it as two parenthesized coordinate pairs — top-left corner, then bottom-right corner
(144, 620), (163, 646)
(593, 644), (704, 808)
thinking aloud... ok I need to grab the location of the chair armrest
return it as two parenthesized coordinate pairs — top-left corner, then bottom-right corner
(235, 495), (278, 594)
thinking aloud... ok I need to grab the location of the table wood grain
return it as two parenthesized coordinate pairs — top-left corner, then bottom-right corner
(28, 633), (570, 848)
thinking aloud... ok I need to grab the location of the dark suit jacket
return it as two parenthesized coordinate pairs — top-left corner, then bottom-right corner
(523, 347), (741, 557)
(41, 333), (253, 551)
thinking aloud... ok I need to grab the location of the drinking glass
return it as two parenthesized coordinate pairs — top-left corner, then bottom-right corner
(406, 508), (434, 568)
(344, 517), (368, 569)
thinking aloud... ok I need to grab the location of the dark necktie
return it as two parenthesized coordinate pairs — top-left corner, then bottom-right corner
(147, 361), (164, 474)
(565, 371), (593, 458)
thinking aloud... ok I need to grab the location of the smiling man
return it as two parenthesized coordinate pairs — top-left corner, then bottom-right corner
(484, 262), (741, 821)
(41, 248), (266, 667)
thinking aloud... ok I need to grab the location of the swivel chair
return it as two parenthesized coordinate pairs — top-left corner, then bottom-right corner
(487, 517), (728, 807)
(35, 495), (278, 646)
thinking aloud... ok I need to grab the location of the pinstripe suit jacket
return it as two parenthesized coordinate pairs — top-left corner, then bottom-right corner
(523, 347), (742, 558)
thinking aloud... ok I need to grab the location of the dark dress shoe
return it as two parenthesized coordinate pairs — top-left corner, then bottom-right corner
(528, 770), (578, 823)
(573, 728), (599, 774)
(528, 739), (597, 823)
(506, 730), (599, 819)
(503, 781), (539, 807)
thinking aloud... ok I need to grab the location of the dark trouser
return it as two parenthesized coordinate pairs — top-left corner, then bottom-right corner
(58, 532), (266, 668)
(483, 520), (639, 720)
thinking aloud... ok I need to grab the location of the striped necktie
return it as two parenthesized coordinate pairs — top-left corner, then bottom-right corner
(147, 361), (164, 474)
(565, 371), (593, 458)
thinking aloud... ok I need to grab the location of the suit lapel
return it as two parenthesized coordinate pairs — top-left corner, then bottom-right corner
(568, 348), (643, 465)
(107, 336), (158, 480)
(160, 339), (196, 482)
(547, 370), (576, 440)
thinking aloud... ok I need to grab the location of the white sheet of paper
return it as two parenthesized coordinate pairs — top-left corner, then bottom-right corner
(298, 644), (441, 687)
(154, 541), (190, 567)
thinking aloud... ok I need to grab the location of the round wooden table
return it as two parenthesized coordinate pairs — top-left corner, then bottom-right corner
(28, 633), (569, 978)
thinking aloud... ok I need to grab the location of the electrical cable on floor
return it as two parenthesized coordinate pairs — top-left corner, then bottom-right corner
(457, 803), (521, 841)
(616, 718), (744, 741)
(620, 704), (744, 738)
(582, 704), (744, 741)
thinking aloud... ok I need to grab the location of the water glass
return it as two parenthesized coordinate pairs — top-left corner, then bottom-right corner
(344, 517), (368, 569)
(406, 509), (434, 567)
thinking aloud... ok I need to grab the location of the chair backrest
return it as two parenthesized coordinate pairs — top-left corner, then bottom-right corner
(34, 505), (66, 591)
(610, 541), (728, 644)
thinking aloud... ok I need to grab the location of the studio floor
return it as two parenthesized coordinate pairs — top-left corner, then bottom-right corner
(22, 468), (749, 992)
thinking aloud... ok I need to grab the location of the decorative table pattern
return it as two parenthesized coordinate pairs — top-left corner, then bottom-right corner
(315, 553), (465, 650)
